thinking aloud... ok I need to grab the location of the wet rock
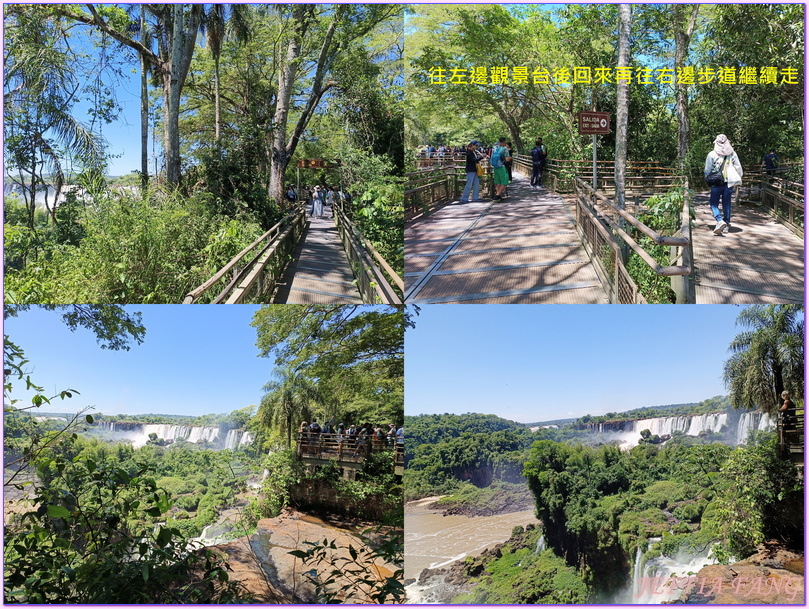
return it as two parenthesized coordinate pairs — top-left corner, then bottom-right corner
(208, 509), (399, 603)
(673, 542), (803, 604)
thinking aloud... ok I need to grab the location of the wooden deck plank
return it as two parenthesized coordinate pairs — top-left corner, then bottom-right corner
(404, 176), (609, 304)
(272, 206), (362, 304)
(691, 194), (804, 304)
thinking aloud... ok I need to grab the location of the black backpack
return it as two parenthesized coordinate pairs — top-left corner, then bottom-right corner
(532, 147), (542, 164)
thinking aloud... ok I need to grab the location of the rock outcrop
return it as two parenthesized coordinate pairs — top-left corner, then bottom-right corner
(208, 509), (398, 603)
(673, 541), (803, 604)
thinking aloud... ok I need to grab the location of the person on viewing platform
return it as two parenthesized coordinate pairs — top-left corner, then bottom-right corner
(387, 423), (397, 447)
(704, 134), (743, 235)
(505, 142), (514, 183)
(459, 140), (485, 203)
(491, 137), (511, 201)
(531, 138), (547, 189)
(762, 149), (779, 182)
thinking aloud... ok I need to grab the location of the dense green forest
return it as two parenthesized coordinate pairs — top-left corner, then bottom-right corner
(406, 4), (803, 171)
(406, 306), (804, 604)
(4, 4), (404, 303)
(4, 305), (405, 603)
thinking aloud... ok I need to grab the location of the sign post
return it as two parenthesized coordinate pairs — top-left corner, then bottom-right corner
(578, 111), (610, 191)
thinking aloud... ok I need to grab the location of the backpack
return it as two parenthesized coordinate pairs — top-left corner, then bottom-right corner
(531, 147), (541, 164)
(309, 422), (321, 434)
(491, 146), (503, 169)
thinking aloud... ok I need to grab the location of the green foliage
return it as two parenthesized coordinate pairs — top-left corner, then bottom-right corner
(4, 454), (245, 603)
(723, 305), (804, 415)
(252, 305), (405, 431)
(256, 449), (304, 518)
(453, 525), (591, 604)
(354, 183), (404, 281)
(4, 187), (264, 304)
(704, 435), (803, 562)
(290, 524), (403, 604)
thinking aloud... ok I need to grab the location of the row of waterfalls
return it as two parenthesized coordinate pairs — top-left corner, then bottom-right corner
(585, 410), (774, 448)
(92, 420), (254, 450)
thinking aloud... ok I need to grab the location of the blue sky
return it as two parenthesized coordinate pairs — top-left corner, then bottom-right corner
(405, 305), (749, 423)
(4, 306), (271, 417)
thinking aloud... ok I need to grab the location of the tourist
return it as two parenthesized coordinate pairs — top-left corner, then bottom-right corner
(762, 149), (779, 182)
(459, 140), (484, 203)
(531, 138), (547, 189)
(505, 142), (514, 183)
(312, 186), (325, 218)
(396, 426), (404, 444)
(286, 184), (297, 204)
(387, 423), (397, 447)
(336, 423), (345, 456)
(491, 137), (511, 201)
(353, 424), (368, 457)
(704, 134), (743, 235)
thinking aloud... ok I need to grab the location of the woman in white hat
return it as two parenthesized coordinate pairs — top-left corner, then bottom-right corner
(704, 134), (743, 235)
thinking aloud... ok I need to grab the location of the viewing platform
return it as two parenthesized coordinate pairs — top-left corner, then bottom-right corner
(295, 433), (404, 479)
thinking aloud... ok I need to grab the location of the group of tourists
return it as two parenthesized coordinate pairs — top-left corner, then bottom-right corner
(458, 136), (548, 203)
(299, 418), (404, 458)
(418, 144), (464, 158)
(425, 131), (780, 240)
(286, 184), (352, 219)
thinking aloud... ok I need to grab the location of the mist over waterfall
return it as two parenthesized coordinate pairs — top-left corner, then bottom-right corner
(585, 411), (774, 449)
(92, 421), (253, 450)
(630, 538), (717, 604)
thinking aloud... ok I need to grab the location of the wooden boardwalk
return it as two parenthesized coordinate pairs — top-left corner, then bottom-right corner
(272, 204), (362, 304)
(404, 176), (609, 304)
(691, 193), (804, 304)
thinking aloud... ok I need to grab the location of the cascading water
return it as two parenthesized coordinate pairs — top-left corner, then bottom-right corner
(632, 537), (717, 604)
(535, 533), (546, 554)
(91, 421), (253, 449)
(590, 411), (776, 450)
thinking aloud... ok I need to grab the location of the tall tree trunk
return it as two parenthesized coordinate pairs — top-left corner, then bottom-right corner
(269, 11), (303, 208)
(166, 4), (183, 186)
(614, 4), (631, 213)
(140, 5), (149, 192)
(674, 5), (699, 187)
(214, 52), (221, 150)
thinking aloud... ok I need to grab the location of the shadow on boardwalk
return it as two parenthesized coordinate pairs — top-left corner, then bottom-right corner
(272, 205), (362, 304)
(691, 193), (804, 304)
(404, 176), (608, 304)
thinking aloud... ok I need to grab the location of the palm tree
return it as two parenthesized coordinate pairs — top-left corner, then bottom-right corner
(202, 4), (252, 153)
(258, 366), (320, 448)
(723, 305), (804, 415)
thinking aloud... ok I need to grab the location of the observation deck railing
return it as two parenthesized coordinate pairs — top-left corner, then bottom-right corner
(182, 204), (306, 304)
(333, 198), (403, 304)
(777, 407), (804, 467)
(295, 432), (405, 475)
(572, 178), (693, 304)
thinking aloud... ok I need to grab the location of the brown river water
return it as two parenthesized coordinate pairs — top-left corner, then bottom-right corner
(405, 497), (539, 581)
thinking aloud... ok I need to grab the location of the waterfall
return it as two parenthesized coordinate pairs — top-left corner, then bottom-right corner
(93, 421), (253, 449)
(736, 411), (775, 445)
(586, 412), (777, 449)
(535, 534), (546, 555)
(633, 537), (716, 604)
(224, 429), (240, 450)
(632, 543), (644, 598)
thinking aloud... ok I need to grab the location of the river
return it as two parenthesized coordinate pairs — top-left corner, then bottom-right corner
(405, 496), (539, 593)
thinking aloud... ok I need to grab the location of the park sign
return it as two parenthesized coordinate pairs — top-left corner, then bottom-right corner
(297, 159), (341, 169)
(578, 111), (610, 135)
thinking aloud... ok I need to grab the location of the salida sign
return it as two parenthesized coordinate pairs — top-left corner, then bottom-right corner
(578, 111), (610, 135)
